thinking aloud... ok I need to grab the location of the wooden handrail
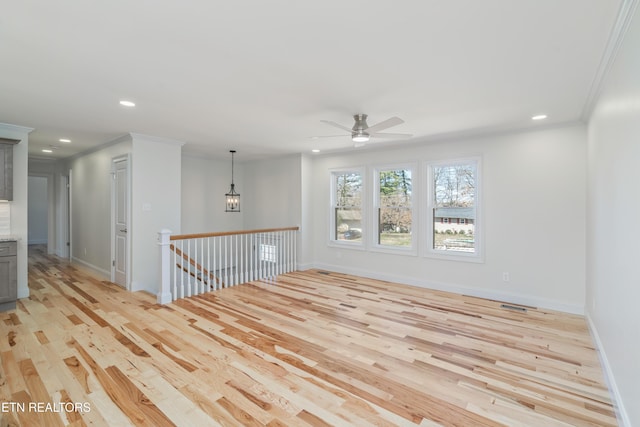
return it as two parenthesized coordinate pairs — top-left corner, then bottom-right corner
(170, 226), (299, 241)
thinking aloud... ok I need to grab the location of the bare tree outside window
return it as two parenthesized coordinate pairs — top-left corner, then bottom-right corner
(334, 172), (363, 241)
(378, 169), (412, 247)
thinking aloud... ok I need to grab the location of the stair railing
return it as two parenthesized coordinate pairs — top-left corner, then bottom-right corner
(157, 226), (299, 304)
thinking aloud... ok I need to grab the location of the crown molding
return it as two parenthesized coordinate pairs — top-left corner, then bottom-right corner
(0, 123), (34, 139)
(581, 0), (640, 121)
(129, 132), (186, 147)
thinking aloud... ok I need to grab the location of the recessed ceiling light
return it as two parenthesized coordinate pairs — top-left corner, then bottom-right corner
(42, 149), (53, 153)
(312, 149), (320, 153)
(119, 100), (136, 107)
(59, 138), (71, 143)
(532, 114), (547, 120)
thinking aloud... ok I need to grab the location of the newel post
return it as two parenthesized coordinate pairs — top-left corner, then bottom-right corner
(157, 229), (172, 304)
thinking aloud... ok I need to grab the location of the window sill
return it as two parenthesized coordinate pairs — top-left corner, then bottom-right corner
(423, 250), (484, 263)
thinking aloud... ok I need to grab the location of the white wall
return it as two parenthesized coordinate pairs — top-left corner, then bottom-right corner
(27, 176), (48, 244)
(242, 154), (302, 230)
(181, 155), (243, 233)
(0, 123), (32, 299)
(64, 133), (182, 295)
(130, 134), (183, 294)
(586, 4), (640, 425)
(67, 138), (131, 276)
(311, 125), (587, 313)
(181, 154), (306, 233)
(299, 154), (314, 268)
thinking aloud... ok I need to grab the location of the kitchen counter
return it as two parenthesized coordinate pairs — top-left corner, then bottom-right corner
(0, 236), (18, 242)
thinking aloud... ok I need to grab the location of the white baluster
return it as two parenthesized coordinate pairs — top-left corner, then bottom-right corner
(192, 240), (197, 296)
(207, 236), (211, 292)
(218, 236), (222, 288)
(268, 233), (276, 281)
(240, 233), (245, 284)
(258, 233), (262, 281)
(235, 234), (240, 285)
(188, 241), (194, 297)
(224, 236), (229, 287)
(288, 229), (293, 273)
(172, 239), (177, 299)
(289, 229), (293, 273)
(249, 233), (254, 281)
(199, 238), (203, 293)
(293, 229), (297, 272)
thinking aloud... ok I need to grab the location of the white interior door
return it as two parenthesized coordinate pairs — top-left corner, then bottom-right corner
(113, 157), (129, 287)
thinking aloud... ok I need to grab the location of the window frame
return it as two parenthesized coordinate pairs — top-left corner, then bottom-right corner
(371, 163), (418, 255)
(329, 167), (366, 249)
(424, 157), (483, 263)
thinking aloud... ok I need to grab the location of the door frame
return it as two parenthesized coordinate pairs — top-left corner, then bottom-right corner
(68, 169), (73, 260)
(56, 173), (70, 259)
(110, 154), (131, 290)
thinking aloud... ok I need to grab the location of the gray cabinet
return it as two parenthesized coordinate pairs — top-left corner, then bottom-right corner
(0, 140), (16, 201)
(0, 241), (17, 311)
(0, 144), (13, 200)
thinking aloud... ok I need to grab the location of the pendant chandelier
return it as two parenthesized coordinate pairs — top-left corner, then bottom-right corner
(225, 150), (240, 212)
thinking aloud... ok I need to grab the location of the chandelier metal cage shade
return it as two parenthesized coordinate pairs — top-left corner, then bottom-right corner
(225, 150), (240, 212)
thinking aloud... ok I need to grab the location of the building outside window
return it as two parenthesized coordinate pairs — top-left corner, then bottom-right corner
(427, 158), (481, 260)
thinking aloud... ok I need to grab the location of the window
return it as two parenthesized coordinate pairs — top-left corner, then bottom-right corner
(331, 170), (364, 244)
(374, 166), (415, 251)
(426, 158), (481, 260)
(259, 244), (277, 263)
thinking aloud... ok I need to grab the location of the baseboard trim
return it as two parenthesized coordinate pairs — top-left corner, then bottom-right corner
(585, 314), (630, 427)
(311, 262), (584, 315)
(71, 257), (110, 279)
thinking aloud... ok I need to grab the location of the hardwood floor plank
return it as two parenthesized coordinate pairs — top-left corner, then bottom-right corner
(104, 366), (176, 427)
(18, 359), (65, 427)
(63, 356), (91, 394)
(0, 245), (618, 426)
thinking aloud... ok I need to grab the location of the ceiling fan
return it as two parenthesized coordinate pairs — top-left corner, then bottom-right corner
(317, 114), (412, 147)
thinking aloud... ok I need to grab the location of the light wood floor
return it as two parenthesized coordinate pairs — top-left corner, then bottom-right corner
(0, 246), (616, 426)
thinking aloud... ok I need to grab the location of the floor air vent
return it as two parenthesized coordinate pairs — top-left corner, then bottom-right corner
(500, 304), (527, 312)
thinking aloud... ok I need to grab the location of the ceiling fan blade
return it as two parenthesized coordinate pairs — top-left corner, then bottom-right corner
(320, 120), (352, 133)
(364, 116), (404, 134)
(310, 135), (349, 139)
(370, 132), (413, 139)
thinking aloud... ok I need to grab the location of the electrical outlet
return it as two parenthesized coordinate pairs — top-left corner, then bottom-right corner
(502, 272), (510, 282)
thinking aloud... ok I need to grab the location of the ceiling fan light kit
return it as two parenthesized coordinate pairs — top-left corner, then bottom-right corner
(352, 132), (370, 143)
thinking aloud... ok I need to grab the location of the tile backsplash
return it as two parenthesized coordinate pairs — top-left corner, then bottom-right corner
(0, 202), (10, 235)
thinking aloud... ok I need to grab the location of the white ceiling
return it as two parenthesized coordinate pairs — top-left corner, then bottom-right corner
(0, 1), (625, 161)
